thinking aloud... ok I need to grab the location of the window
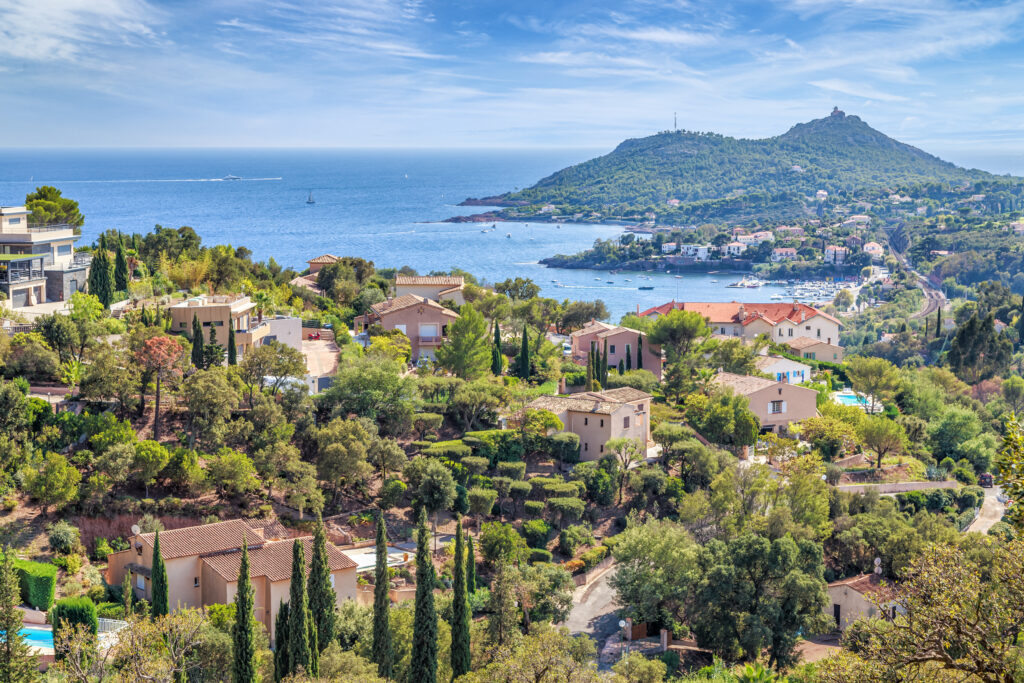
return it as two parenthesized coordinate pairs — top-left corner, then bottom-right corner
(194, 577), (199, 587)
(57, 245), (72, 256)
(584, 443), (588, 452)
(805, 325), (811, 330)
(817, 329), (821, 338)
(623, 416), (630, 428)
(330, 574), (336, 588)
(778, 329), (783, 337)
(600, 419), (604, 427)
(137, 576), (144, 590)
(807, 353), (816, 360)
(770, 400), (784, 414)
(584, 417), (588, 426)
(8, 218), (20, 225)
(609, 345), (616, 354)
(788, 328), (793, 337)
(179, 321), (187, 328)
(394, 324), (406, 334)
(600, 444), (604, 453)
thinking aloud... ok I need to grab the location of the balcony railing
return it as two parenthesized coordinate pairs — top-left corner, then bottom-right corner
(418, 336), (445, 345)
(26, 223), (75, 233)
(1, 270), (45, 284)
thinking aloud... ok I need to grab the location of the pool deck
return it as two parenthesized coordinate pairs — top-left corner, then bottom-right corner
(340, 546), (412, 572)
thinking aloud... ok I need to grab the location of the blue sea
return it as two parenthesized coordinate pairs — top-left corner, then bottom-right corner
(0, 149), (788, 320)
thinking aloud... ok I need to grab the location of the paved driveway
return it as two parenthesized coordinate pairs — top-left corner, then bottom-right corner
(967, 486), (1005, 534)
(565, 565), (620, 642)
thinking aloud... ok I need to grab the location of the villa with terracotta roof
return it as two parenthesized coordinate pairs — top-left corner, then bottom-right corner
(827, 573), (898, 631)
(394, 274), (465, 306)
(526, 387), (652, 461)
(306, 254), (341, 274)
(106, 519), (357, 644)
(354, 294), (459, 362)
(712, 371), (818, 434)
(570, 321), (662, 379)
(638, 301), (842, 350)
(784, 335), (844, 362)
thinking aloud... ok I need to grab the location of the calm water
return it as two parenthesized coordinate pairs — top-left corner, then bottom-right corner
(0, 149), (787, 320)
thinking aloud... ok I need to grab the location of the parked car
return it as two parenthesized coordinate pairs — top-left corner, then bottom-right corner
(979, 472), (994, 488)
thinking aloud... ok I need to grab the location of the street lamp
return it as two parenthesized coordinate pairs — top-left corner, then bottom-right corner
(618, 620), (628, 660)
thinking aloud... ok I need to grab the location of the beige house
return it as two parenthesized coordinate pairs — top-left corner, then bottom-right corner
(0, 205), (89, 307)
(306, 254), (341, 274)
(527, 387), (652, 461)
(106, 519), (357, 645)
(827, 573), (897, 631)
(570, 321), (662, 380)
(394, 275), (465, 305)
(169, 294), (268, 358)
(711, 372), (818, 434)
(785, 336), (845, 362)
(354, 294), (459, 362)
(639, 301), (841, 349)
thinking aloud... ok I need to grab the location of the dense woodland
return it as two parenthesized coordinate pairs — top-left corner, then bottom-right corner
(0, 189), (1023, 681)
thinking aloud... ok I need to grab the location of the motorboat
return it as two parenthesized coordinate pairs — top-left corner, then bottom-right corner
(223, 174), (242, 181)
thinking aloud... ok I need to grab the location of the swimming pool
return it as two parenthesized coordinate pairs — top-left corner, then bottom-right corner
(834, 391), (868, 407)
(20, 626), (53, 649)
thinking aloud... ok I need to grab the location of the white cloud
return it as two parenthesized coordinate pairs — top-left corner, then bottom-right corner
(809, 79), (909, 102)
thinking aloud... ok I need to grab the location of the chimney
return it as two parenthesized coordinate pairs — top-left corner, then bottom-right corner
(738, 304), (745, 321)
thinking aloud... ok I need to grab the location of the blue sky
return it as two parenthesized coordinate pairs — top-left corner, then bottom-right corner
(2, 0), (1024, 171)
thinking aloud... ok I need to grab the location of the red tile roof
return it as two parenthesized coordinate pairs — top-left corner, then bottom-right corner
(139, 520), (262, 560)
(637, 301), (839, 327)
(201, 536), (357, 582)
(828, 573), (894, 599)
(368, 294), (459, 318)
(307, 254), (340, 264)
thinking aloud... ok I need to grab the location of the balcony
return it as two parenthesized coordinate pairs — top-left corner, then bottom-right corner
(27, 223), (74, 233)
(417, 336), (446, 346)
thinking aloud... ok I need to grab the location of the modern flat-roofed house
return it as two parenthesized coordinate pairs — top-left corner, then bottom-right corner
(754, 355), (811, 384)
(639, 301), (841, 349)
(785, 336), (844, 362)
(169, 294), (268, 358)
(570, 321), (662, 379)
(106, 519), (357, 645)
(527, 387), (651, 461)
(0, 205), (90, 307)
(354, 294), (459, 362)
(711, 371), (818, 434)
(394, 275), (465, 306)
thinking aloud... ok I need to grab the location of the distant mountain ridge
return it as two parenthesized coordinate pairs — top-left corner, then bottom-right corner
(462, 109), (1014, 223)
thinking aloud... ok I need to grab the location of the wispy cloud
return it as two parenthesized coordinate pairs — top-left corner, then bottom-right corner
(810, 79), (909, 102)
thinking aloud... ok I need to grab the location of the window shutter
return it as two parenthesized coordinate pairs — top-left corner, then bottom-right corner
(781, 401), (787, 413)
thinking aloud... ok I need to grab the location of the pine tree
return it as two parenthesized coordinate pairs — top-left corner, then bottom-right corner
(114, 235), (129, 291)
(204, 323), (225, 368)
(191, 314), (205, 368)
(228, 325), (238, 365)
(0, 547), (36, 681)
(307, 517), (335, 654)
(410, 508), (437, 683)
(517, 326), (530, 380)
(274, 600), (290, 682)
(636, 334), (644, 370)
(151, 531), (169, 617)
(465, 535), (476, 594)
(450, 520), (471, 679)
(88, 235), (113, 308)
(232, 537), (258, 683)
(625, 344), (632, 371)
(372, 512), (393, 680)
(287, 540), (312, 676)
(491, 322), (503, 375)
(486, 561), (518, 649)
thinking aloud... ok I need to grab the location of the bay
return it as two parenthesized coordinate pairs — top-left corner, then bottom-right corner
(0, 148), (788, 320)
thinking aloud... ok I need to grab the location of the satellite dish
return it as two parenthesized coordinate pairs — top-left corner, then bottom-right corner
(873, 557), (881, 566)
(131, 524), (141, 535)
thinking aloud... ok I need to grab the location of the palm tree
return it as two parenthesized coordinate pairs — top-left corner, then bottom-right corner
(251, 291), (271, 324)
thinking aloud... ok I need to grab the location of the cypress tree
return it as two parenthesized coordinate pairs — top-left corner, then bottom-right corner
(601, 340), (609, 386)
(625, 344), (632, 371)
(151, 531), (169, 617)
(491, 322), (502, 375)
(636, 334), (644, 370)
(274, 601), (290, 681)
(228, 325), (237, 365)
(286, 540), (312, 676)
(88, 236), (113, 308)
(618, 359), (625, 375)
(517, 326), (530, 380)
(936, 308), (942, 337)
(191, 314), (204, 368)
(450, 520), (471, 679)
(372, 512), (393, 680)
(121, 571), (133, 616)
(465, 535), (476, 594)
(232, 537), (258, 683)
(307, 517), (335, 654)
(585, 351), (595, 391)
(114, 235), (129, 291)
(410, 508), (437, 683)
(0, 546), (37, 681)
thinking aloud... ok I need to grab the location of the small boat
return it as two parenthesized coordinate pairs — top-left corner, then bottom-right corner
(223, 174), (241, 181)
(674, 275), (682, 279)
(638, 286), (655, 290)
(594, 278), (602, 281)
(506, 233), (512, 238)
(306, 191), (315, 204)
(480, 229), (488, 233)
(606, 281), (614, 284)
(624, 279), (632, 282)
(710, 279), (718, 283)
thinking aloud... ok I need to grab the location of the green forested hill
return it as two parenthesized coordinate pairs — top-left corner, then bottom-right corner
(477, 109), (1008, 219)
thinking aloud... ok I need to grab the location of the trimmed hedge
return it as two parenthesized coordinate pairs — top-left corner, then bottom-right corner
(549, 433), (581, 464)
(423, 440), (472, 460)
(13, 557), (56, 611)
(521, 519), (552, 549)
(524, 501), (546, 518)
(579, 545), (609, 570)
(529, 548), (553, 564)
(464, 430), (525, 465)
(496, 461), (526, 480)
(52, 596), (99, 635)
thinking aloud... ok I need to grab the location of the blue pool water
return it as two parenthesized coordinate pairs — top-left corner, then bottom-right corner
(20, 626), (54, 649)
(835, 391), (868, 407)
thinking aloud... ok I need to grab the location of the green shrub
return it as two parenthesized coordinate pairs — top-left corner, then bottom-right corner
(558, 524), (593, 557)
(461, 456), (490, 476)
(579, 545), (608, 570)
(86, 584), (106, 603)
(951, 466), (978, 485)
(423, 440), (472, 460)
(410, 441), (432, 451)
(52, 596), (99, 636)
(2, 496), (16, 512)
(496, 461), (526, 480)
(602, 534), (622, 553)
(467, 487), (498, 518)
(47, 520), (81, 555)
(548, 433), (581, 464)
(548, 497), (586, 526)
(464, 430), (525, 465)
(378, 478), (407, 510)
(524, 501), (546, 518)
(529, 548), (553, 564)
(53, 554), (82, 575)
(12, 557), (56, 610)
(938, 457), (956, 471)
(528, 477), (561, 498)
(956, 485), (985, 511)
(95, 602), (125, 620)
(521, 520), (552, 548)
(412, 412), (444, 438)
